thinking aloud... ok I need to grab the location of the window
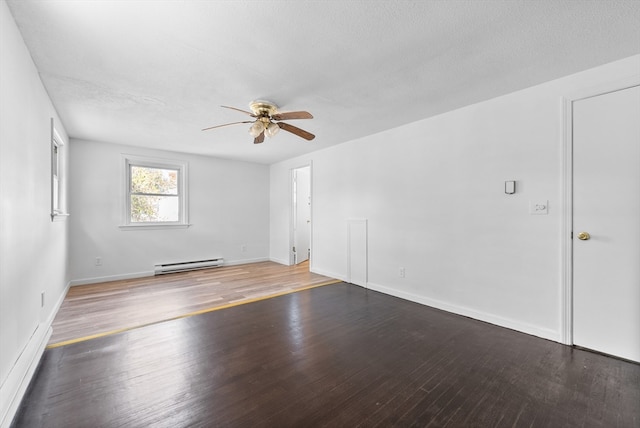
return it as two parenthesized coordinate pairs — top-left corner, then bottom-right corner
(122, 155), (188, 229)
(51, 119), (68, 220)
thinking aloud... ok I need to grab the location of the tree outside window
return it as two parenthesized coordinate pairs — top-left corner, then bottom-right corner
(122, 155), (188, 228)
(130, 166), (179, 222)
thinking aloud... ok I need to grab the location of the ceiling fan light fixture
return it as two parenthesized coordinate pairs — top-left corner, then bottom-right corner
(265, 122), (280, 137)
(248, 121), (265, 137)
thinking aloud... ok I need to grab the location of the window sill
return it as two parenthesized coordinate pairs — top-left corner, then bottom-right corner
(51, 212), (70, 222)
(119, 223), (191, 231)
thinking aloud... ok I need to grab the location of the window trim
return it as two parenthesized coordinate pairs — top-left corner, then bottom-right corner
(120, 154), (189, 230)
(51, 119), (69, 221)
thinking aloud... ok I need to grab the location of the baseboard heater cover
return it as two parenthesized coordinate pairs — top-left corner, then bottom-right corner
(154, 258), (224, 275)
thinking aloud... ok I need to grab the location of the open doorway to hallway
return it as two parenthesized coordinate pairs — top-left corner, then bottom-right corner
(291, 165), (311, 268)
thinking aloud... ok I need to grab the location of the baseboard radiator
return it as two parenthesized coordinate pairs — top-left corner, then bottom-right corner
(154, 258), (224, 275)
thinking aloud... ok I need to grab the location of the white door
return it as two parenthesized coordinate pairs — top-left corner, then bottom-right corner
(293, 166), (311, 264)
(573, 85), (640, 362)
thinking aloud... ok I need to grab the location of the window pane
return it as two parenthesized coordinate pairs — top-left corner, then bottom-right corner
(53, 145), (59, 177)
(131, 166), (178, 195)
(53, 176), (60, 212)
(131, 195), (179, 222)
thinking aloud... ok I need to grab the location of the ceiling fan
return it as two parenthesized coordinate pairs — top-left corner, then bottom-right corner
(202, 100), (315, 144)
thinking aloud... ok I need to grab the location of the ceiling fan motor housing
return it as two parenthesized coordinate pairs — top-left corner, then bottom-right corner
(250, 100), (278, 118)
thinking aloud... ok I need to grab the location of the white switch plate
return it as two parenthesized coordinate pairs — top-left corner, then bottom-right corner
(529, 200), (549, 215)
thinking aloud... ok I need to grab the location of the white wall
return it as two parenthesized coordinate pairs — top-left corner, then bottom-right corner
(0, 1), (70, 426)
(69, 139), (270, 284)
(270, 54), (640, 343)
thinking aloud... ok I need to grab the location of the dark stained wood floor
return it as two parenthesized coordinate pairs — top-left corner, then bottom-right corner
(13, 283), (640, 427)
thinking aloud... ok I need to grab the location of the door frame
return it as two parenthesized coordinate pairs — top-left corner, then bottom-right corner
(289, 162), (313, 267)
(561, 75), (640, 345)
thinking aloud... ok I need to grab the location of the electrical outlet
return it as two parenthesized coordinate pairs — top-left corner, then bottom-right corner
(95, 257), (102, 266)
(41, 291), (45, 308)
(399, 267), (405, 278)
(240, 244), (247, 252)
(529, 200), (549, 215)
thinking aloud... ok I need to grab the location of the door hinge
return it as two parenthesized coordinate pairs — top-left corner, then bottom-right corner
(292, 246), (296, 252)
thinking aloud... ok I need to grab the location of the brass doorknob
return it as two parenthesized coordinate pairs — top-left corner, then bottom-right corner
(577, 231), (590, 241)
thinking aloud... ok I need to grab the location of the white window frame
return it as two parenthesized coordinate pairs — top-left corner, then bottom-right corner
(51, 119), (69, 221)
(120, 154), (189, 230)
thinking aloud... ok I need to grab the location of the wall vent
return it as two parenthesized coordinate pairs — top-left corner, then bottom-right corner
(154, 258), (224, 275)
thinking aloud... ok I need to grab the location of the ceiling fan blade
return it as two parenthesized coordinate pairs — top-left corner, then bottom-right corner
(221, 105), (256, 117)
(202, 121), (253, 131)
(272, 111), (313, 121)
(254, 131), (265, 144)
(277, 122), (315, 141)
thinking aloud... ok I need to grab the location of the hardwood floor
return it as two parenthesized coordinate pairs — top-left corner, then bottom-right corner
(49, 260), (337, 346)
(14, 283), (640, 427)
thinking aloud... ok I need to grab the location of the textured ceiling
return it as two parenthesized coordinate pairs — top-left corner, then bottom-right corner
(6, 0), (640, 164)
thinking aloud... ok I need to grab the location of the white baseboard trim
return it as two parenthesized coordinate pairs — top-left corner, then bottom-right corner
(224, 257), (270, 266)
(70, 258), (274, 286)
(70, 270), (154, 286)
(46, 280), (71, 326)
(366, 282), (561, 343)
(269, 257), (290, 266)
(310, 267), (347, 283)
(0, 278), (71, 428)
(0, 325), (52, 428)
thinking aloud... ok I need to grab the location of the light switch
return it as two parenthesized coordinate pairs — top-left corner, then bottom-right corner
(529, 200), (549, 215)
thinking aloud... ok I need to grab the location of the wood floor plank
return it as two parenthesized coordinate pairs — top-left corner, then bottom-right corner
(48, 261), (336, 346)
(13, 283), (640, 427)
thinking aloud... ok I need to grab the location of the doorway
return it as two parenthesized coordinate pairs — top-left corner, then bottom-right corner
(564, 81), (640, 362)
(291, 165), (311, 267)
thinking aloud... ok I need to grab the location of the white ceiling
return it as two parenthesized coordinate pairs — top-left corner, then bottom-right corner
(7, 1), (640, 164)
